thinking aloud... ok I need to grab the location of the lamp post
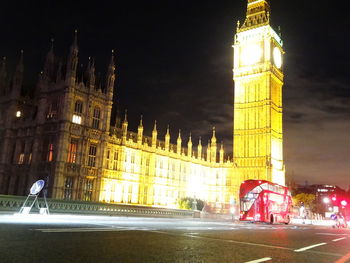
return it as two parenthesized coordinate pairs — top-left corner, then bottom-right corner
(192, 197), (197, 211)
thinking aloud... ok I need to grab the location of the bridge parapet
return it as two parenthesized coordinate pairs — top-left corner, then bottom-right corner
(0, 195), (196, 218)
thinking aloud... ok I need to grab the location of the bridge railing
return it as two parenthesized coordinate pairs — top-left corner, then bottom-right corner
(0, 195), (198, 218)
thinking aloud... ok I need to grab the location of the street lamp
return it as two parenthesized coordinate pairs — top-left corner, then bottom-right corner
(323, 197), (330, 204)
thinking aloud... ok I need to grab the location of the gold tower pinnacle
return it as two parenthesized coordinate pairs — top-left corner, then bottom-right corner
(239, 0), (270, 32)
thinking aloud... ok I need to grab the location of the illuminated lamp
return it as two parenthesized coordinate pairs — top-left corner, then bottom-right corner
(340, 200), (347, 206)
(323, 197), (330, 204)
(332, 196), (336, 201)
(16, 111), (21, 118)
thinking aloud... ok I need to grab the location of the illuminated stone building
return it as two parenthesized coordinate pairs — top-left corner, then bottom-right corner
(233, 0), (285, 186)
(0, 0), (285, 211)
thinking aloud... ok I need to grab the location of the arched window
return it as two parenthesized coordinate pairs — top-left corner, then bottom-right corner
(92, 107), (100, 129)
(72, 100), (83, 124)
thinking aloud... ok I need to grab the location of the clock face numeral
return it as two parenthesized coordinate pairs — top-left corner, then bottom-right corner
(273, 47), (282, 69)
(241, 44), (262, 66)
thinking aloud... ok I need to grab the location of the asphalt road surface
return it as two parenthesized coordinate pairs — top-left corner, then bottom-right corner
(0, 214), (349, 263)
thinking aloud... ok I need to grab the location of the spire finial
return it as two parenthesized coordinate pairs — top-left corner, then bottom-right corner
(153, 120), (157, 131)
(50, 38), (54, 52)
(124, 109), (128, 122)
(139, 114), (143, 126)
(71, 29), (78, 50)
(188, 132), (192, 143)
(108, 49), (115, 72)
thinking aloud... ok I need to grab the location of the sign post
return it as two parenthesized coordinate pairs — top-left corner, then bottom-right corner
(18, 180), (49, 215)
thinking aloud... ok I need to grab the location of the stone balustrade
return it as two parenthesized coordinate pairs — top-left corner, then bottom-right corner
(0, 194), (197, 218)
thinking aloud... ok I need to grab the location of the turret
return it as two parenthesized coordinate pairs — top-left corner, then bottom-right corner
(137, 115), (143, 145)
(151, 120), (157, 148)
(42, 38), (55, 82)
(197, 137), (202, 159)
(187, 133), (192, 158)
(106, 50), (115, 99)
(122, 110), (128, 142)
(220, 142), (224, 164)
(56, 60), (63, 83)
(206, 140), (211, 162)
(11, 50), (24, 99)
(211, 127), (217, 162)
(165, 125), (170, 151)
(176, 130), (182, 154)
(86, 57), (96, 90)
(66, 30), (78, 87)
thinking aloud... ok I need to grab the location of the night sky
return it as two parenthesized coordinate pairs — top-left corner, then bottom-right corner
(1, 0), (349, 188)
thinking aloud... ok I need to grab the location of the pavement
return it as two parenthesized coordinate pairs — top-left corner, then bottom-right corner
(0, 213), (349, 263)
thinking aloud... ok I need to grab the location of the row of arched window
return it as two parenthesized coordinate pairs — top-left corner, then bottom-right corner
(72, 100), (101, 129)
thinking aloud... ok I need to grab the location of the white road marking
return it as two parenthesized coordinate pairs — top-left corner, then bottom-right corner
(294, 243), (327, 252)
(245, 257), (272, 263)
(184, 234), (292, 250)
(316, 233), (348, 236)
(35, 227), (135, 233)
(332, 237), (347, 242)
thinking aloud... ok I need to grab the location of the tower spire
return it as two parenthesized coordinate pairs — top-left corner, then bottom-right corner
(137, 115), (143, 145)
(211, 127), (217, 162)
(66, 29), (79, 86)
(165, 125), (170, 151)
(106, 49), (115, 97)
(238, 0), (270, 32)
(206, 140), (211, 162)
(197, 137), (202, 159)
(152, 120), (157, 148)
(187, 132), (192, 157)
(220, 141), (224, 164)
(43, 38), (55, 82)
(177, 129), (182, 154)
(122, 109), (128, 142)
(11, 50), (24, 98)
(86, 57), (95, 90)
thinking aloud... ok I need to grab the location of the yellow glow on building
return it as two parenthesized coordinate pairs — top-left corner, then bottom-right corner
(233, 0), (285, 188)
(97, 0), (285, 212)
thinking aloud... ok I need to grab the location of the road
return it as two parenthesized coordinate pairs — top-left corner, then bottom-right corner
(0, 214), (349, 263)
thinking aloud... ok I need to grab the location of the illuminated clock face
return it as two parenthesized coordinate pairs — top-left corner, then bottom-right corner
(241, 44), (262, 66)
(273, 47), (282, 69)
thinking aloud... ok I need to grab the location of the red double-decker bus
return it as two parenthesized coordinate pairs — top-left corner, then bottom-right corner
(239, 180), (292, 224)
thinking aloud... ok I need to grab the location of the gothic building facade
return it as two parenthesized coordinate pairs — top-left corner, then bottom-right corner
(0, 0), (285, 212)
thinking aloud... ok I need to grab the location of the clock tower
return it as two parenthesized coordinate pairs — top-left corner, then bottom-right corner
(233, 0), (285, 185)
